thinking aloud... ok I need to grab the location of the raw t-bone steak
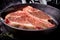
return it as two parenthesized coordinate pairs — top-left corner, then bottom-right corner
(5, 6), (55, 30)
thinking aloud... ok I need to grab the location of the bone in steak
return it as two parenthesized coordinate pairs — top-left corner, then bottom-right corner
(5, 6), (55, 30)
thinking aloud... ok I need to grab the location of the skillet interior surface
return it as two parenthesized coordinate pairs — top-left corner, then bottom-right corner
(0, 3), (60, 31)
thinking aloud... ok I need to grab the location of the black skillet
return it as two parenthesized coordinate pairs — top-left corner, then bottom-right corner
(0, 2), (60, 36)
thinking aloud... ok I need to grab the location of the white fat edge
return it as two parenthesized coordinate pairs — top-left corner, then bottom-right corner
(23, 23), (34, 27)
(10, 16), (21, 18)
(14, 11), (22, 13)
(6, 16), (21, 19)
(9, 21), (35, 28)
(40, 19), (49, 22)
(5, 14), (10, 18)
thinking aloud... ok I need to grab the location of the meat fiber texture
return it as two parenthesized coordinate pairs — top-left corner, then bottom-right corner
(5, 6), (55, 30)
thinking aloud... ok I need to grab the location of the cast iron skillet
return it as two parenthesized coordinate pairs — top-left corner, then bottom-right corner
(0, 2), (60, 35)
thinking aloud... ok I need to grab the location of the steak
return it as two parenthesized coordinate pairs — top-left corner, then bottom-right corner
(5, 6), (55, 30)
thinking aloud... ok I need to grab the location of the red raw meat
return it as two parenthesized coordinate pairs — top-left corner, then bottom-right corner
(5, 6), (55, 30)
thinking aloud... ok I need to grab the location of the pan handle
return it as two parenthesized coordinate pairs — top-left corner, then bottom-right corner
(0, 17), (9, 34)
